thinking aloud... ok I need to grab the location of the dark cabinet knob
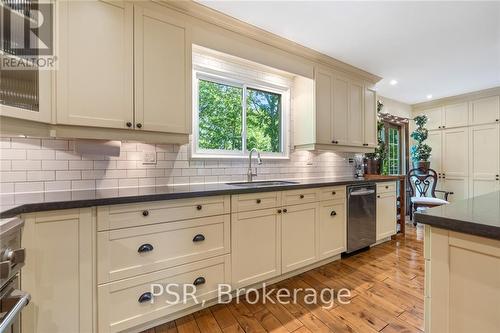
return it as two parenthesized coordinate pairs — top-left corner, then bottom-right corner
(256, 199), (261, 204)
(332, 191), (336, 195)
(363, 143), (368, 146)
(196, 205), (202, 210)
(385, 186), (389, 189)
(136, 123), (142, 129)
(193, 234), (205, 242)
(138, 292), (152, 303)
(330, 210), (337, 216)
(142, 210), (149, 217)
(277, 209), (282, 214)
(331, 140), (338, 144)
(283, 208), (288, 213)
(377, 195), (381, 198)
(138, 243), (154, 253)
(300, 194), (304, 199)
(126, 122), (132, 128)
(193, 277), (206, 286)
(496, 119), (499, 122)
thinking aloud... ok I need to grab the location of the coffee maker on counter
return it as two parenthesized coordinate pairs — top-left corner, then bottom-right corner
(353, 154), (365, 178)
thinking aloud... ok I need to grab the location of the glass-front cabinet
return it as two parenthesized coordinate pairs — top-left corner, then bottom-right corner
(0, 0), (53, 123)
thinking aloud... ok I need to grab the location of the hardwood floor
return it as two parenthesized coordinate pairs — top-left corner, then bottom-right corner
(144, 224), (424, 333)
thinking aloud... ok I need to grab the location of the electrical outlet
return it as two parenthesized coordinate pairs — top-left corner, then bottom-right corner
(142, 151), (157, 165)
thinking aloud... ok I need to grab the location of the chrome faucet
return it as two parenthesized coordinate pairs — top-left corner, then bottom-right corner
(247, 148), (262, 182)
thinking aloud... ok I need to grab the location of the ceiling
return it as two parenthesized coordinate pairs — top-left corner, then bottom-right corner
(197, 1), (500, 105)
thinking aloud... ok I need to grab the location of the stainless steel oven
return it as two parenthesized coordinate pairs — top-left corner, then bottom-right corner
(0, 217), (29, 333)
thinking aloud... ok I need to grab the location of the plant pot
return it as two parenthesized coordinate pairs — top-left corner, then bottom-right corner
(413, 161), (430, 174)
(364, 159), (380, 175)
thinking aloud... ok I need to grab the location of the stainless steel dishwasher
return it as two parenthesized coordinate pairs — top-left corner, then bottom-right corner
(346, 184), (376, 253)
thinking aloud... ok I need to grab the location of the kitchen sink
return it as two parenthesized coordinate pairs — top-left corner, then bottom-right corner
(227, 180), (299, 187)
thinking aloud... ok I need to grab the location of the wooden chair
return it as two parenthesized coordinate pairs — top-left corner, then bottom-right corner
(407, 168), (453, 225)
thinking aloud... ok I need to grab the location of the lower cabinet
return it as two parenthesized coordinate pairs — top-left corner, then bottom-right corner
(376, 191), (397, 241)
(231, 208), (281, 288)
(319, 199), (346, 259)
(281, 202), (319, 273)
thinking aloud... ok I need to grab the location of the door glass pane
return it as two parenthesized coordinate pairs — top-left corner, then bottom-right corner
(387, 127), (400, 174)
(198, 79), (243, 151)
(246, 88), (281, 153)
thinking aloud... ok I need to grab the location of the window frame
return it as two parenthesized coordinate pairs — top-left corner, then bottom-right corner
(192, 68), (290, 160)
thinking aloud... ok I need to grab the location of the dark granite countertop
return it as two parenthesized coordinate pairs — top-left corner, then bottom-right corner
(0, 176), (399, 218)
(415, 191), (500, 241)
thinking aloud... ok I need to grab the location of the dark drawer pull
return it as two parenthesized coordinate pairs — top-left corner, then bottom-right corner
(277, 209), (282, 214)
(193, 277), (206, 286)
(196, 205), (202, 210)
(377, 195), (381, 198)
(385, 186), (389, 189)
(330, 210), (337, 216)
(193, 234), (205, 242)
(138, 243), (154, 253)
(138, 292), (152, 303)
(332, 191), (336, 195)
(256, 199), (261, 204)
(300, 194), (304, 199)
(283, 208), (288, 213)
(142, 210), (149, 217)
(136, 123), (143, 129)
(126, 122), (132, 128)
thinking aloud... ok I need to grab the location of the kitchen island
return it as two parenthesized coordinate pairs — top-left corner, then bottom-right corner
(415, 192), (500, 333)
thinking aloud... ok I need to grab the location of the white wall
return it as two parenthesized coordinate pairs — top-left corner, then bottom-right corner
(379, 96), (412, 119)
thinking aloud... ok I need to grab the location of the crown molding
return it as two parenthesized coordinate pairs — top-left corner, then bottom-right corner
(412, 86), (500, 110)
(157, 0), (382, 84)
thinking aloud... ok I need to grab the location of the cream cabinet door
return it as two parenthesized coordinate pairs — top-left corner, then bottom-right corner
(315, 67), (334, 144)
(364, 87), (377, 147)
(57, 1), (134, 129)
(282, 202), (319, 273)
(443, 177), (469, 202)
(348, 82), (364, 146)
(470, 96), (500, 126)
(231, 208), (281, 288)
(427, 130), (443, 174)
(443, 102), (468, 128)
(319, 200), (346, 259)
(376, 192), (397, 241)
(469, 124), (499, 197)
(418, 107), (443, 130)
(332, 76), (349, 145)
(442, 127), (468, 178)
(21, 209), (95, 333)
(134, 4), (191, 134)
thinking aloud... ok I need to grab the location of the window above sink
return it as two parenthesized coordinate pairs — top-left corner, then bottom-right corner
(191, 46), (292, 160)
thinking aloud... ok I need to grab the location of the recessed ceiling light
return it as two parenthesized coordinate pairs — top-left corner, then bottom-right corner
(389, 79), (398, 85)
(426, 94), (433, 99)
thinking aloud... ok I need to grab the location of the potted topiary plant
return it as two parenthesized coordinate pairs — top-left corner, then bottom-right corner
(410, 115), (432, 173)
(364, 100), (388, 175)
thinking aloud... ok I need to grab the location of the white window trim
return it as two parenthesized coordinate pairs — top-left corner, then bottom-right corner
(191, 67), (291, 160)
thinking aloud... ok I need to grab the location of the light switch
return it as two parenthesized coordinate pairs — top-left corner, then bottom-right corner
(142, 151), (157, 165)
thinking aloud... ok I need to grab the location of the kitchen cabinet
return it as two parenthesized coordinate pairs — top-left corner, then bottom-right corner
(56, 1), (191, 134)
(21, 209), (95, 333)
(469, 124), (500, 197)
(417, 107), (443, 130)
(376, 186), (397, 241)
(134, 3), (191, 134)
(442, 127), (468, 178)
(319, 200), (346, 259)
(56, 0), (134, 129)
(293, 65), (377, 150)
(231, 208), (281, 288)
(469, 96), (500, 126)
(427, 130), (443, 175)
(443, 102), (468, 128)
(281, 202), (319, 273)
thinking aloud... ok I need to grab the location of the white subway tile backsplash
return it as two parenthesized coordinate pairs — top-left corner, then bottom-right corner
(0, 138), (354, 207)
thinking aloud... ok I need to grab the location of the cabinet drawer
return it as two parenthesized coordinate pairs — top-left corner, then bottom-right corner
(231, 191), (281, 212)
(97, 215), (230, 283)
(319, 186), (346, 201)
(98, 255), (230, 333)
(97, 196), (230, 231)
(282, 188), (319, 206)
(377, 181), (396, 194)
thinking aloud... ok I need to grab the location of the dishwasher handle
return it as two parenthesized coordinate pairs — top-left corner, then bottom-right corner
(349, 189), (375, 196)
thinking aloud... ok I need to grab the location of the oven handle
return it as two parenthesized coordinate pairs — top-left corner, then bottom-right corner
(0, 290), (30, 332)
(349, 189), (375, 196)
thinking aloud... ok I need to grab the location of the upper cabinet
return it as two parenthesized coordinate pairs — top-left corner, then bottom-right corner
(417, 107), (443, 130)
(293, 65), (377, 151)
(134, 4), (191, 134)
(443, 102), (468, 128)
(57, 1), (191, 135)
(470, 96), (500, 126)
(56, 0), (134, 129)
